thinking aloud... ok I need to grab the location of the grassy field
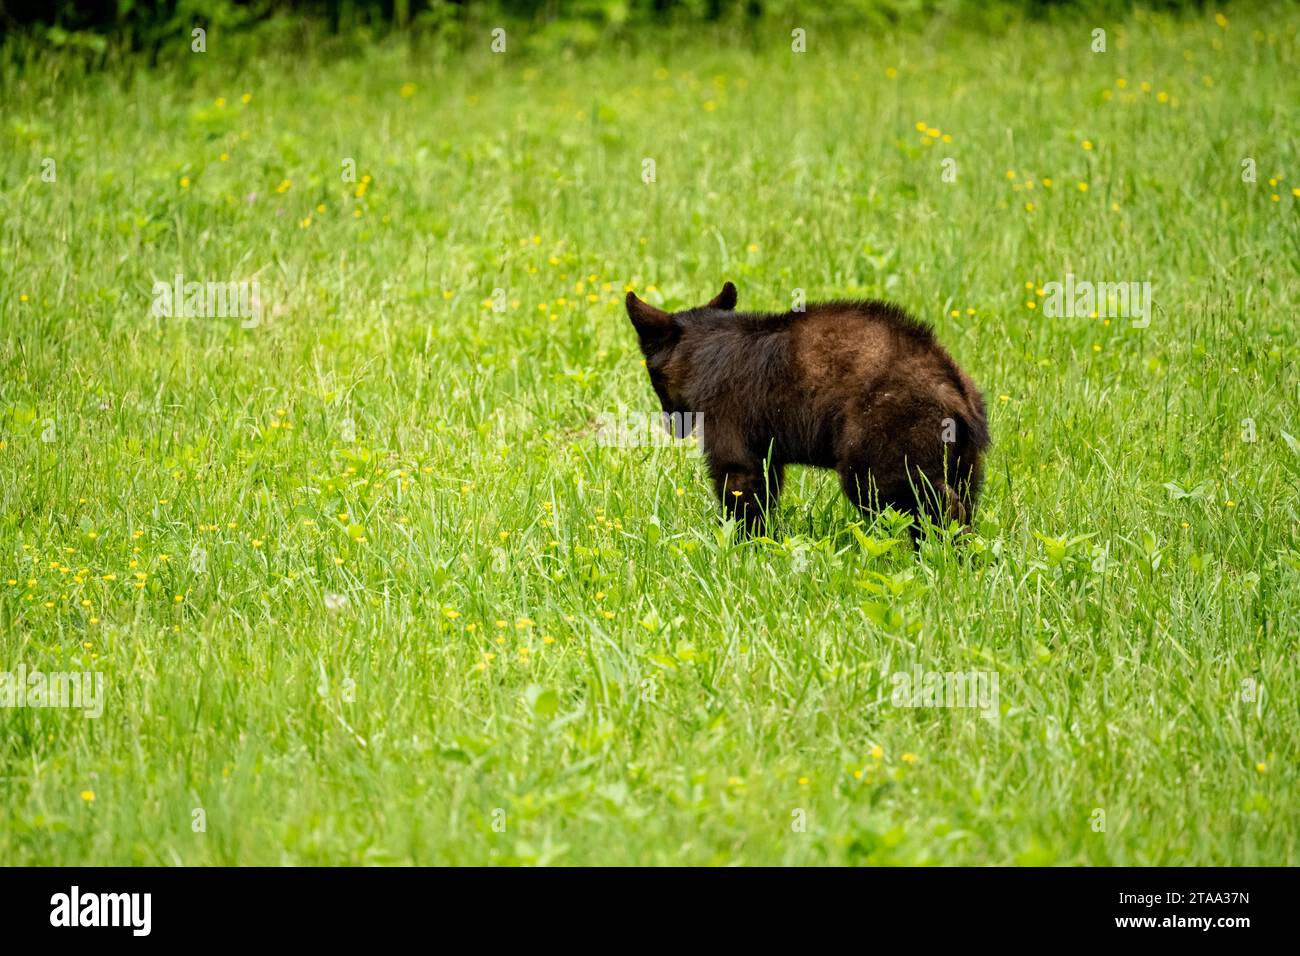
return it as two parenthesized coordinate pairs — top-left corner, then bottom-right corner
(1, 3), (1297, 866)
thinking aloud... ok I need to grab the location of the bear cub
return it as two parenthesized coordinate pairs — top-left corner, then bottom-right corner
(625, 282), (989, 536)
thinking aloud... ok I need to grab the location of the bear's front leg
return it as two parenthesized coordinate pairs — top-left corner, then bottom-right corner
(706, 445), (783, 536)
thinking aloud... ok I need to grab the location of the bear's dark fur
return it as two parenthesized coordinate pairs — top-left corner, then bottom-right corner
(626, 282), (989, 535)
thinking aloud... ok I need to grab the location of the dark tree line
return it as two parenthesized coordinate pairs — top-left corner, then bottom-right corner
(0, 0), (1214, 50)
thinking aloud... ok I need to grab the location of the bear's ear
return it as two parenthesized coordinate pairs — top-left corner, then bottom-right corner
(626, 291), (674, 337)
(707, 281), (737, 311)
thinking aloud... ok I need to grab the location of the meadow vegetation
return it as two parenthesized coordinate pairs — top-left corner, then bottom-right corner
(0, 3), (1296, 864)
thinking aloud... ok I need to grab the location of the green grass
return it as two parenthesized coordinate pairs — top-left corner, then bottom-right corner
(1, 4), (1298, 865)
